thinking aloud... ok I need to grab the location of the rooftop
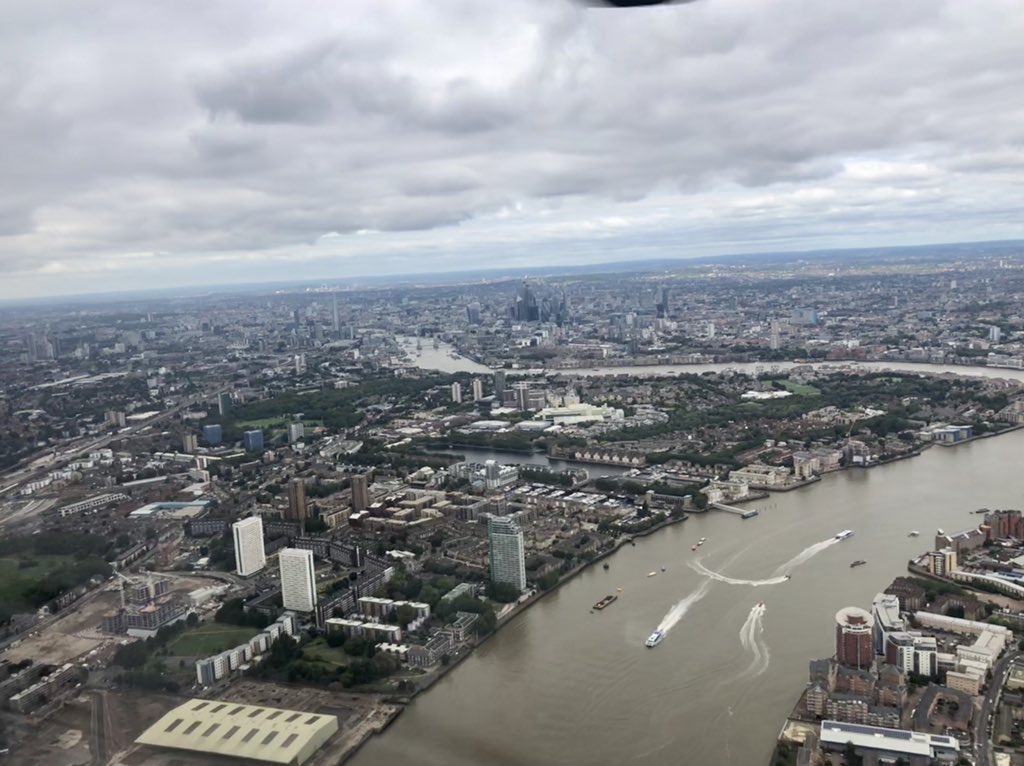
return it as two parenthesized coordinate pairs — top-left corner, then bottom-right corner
(819, 720), (960, 758)
(135, 698), (339, 765)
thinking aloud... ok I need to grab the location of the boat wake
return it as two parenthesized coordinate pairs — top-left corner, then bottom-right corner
(655, 578), (713, 635)
(738, 603), (770, 677)
(770, 537), (840, 577)
(691, 536), (840, 586)
(690, 560), (788, 587)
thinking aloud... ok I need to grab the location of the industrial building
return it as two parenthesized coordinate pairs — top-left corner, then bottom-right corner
(135, 698), (338, 765)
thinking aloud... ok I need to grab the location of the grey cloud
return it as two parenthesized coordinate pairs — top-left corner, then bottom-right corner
(2, 0), (1024, 295)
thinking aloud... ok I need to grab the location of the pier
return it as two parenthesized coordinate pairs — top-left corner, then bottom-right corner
(710, 502), (760, 519)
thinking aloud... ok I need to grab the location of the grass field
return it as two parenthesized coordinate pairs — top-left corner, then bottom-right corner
(780, 380), (821, 396)
(235, 417), (288, 429)
(0, 556), (71, 608)
(167, 624), (260, 656)
(302, 638), (349, 668)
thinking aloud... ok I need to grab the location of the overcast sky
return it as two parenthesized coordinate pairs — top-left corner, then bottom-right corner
(3, 0), (1024, 298)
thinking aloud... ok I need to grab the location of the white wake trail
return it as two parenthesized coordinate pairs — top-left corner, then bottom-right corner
(769, 537), (839, 577)
(656, 577), (713, 635)
(691, 536), (840, 586)
(737, 603), (770, 676)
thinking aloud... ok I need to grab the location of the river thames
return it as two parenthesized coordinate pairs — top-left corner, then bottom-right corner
(349, 343), (1024, 766)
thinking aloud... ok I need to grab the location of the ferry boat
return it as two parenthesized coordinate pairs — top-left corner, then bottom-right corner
(835, 529), (854, 541)
(593, 595), (617, 610)
(850, 560), (867, 568)
(645, 630), (665, 648)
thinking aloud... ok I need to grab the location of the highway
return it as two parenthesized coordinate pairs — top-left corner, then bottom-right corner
(974, 649), (1019, 766)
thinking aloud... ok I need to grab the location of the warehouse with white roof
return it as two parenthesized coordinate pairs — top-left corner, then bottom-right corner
(135, 698), (338, 765)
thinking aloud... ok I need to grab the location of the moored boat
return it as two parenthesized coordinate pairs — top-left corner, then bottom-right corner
(593, 594), (618, 610)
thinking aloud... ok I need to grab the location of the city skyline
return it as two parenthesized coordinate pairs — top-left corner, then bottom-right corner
(3, 2), (1024, 298)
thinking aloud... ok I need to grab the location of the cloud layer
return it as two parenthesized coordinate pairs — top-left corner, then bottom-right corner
(3, 0), (1024, 296)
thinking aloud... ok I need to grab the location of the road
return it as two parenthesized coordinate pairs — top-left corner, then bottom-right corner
(974, 649), (1018, 766)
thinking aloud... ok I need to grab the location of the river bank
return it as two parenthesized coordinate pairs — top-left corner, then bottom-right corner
(340, 512), (689, 763)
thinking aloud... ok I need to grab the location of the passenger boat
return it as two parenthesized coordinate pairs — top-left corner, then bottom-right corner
(645, 630), (665, 648)
(593, 595), (617, 610)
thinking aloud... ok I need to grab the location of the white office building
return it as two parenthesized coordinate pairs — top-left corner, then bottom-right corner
(279, 547), (318, 613)
(232, 516), (266, 577)
(488, 515), (526, 592)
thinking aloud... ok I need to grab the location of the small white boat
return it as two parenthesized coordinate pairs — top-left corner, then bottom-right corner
(908, 530), (920, 537)
(645, 630), (665, 648)
(835, 530), (854, 541)
(647, 571), (658, 578)
(697, 537), (706, 546)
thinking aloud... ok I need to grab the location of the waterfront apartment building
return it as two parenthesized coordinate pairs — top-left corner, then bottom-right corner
(488, 515), (527, 592)
(835, 606), (874, 670)
(871, 593), (905, 655)
(232, 516), (266, 577)
(279, 547), (318, 613)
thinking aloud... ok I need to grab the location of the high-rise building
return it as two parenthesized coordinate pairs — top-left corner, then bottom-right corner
(451, 382), (462, 404)
(106, 410), (127, 428)
(511, 281), (540, 322)
(466, 302), (482, 325)
(513, 382), (531, 411)
(217, 392), (232, 417)
(351, 473), (370, 512)
(294, 354), (306, 374)
(990, 325), (1003, 343)
(232, 516), (266, 577)
(202, 424), (223, 446)
(471, 379), (484, 401)
(488, 515), (526, 592)
(332, 293), (340, 336)
(287, 478), (307, 523)
(182, 433), (198, 453)
(279, 548), (317, 613)
(494, 370), (507, 399)
(835, 606), (874, 669)
(243, 430), (264, 451)
(288, 423), (305, 443)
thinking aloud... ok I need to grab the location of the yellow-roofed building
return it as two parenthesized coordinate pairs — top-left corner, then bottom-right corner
(135, 698), (338, 765)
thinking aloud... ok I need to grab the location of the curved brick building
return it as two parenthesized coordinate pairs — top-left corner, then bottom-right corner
(835, 606), (874, 669)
